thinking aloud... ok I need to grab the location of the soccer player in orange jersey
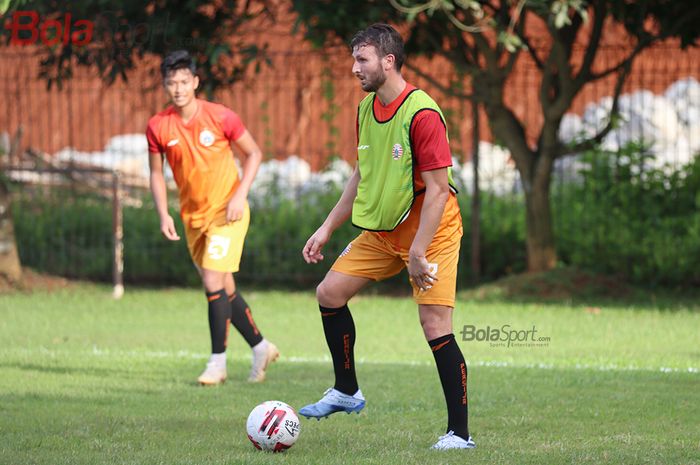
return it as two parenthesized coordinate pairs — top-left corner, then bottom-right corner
(146, 50), (278, 385)
(299, 25), (474, 450)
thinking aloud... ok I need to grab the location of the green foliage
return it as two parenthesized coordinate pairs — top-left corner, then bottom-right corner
(13, 192), (114, 281)
(11, 185), (359, 287)
(458, 193), (528, 282)
(609, 0), (700, 48)
(11, 183), (525, 287)
(242, 185), (357, 286)
(292, 0), (700, 273)
(12, 189), (196, 285)
(11, 146), (700, 288)
(293, 1), (700, 65)
(555, 144), (700, 287)
(1, 0), (278, 92)
(121, 199), (198, 286)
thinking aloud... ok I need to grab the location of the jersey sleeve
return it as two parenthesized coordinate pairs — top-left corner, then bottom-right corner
(410, 109), (452, 172)
(221, 108), (247, 141)
(146, 119), (163, 154)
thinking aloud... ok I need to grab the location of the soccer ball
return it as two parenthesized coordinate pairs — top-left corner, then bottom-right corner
(246, 400), (301, 452)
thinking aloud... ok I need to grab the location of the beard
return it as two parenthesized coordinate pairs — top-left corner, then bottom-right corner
(359, 68), (387, 92)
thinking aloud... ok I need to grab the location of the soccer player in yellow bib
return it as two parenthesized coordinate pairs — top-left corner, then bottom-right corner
(299, 24), (474, 450)
(147, 50), (278, 385)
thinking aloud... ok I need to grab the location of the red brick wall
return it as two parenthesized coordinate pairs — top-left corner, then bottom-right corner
(1, 15), (698, 170)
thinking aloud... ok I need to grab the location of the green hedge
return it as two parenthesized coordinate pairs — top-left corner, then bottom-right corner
(554, 144), (700, 287)
(14, 194), (114, 281)
(10, 145), (700, 288)
(13, 191), (196, 285)
(11, 185), (522, 287)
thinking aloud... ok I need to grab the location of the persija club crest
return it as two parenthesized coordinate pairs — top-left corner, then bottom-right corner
(199, 129), (215, 147)
(392, 143), (403, 160)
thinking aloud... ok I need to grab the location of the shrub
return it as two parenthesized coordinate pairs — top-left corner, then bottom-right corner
(554, 143), (700, 287)
(11, 144), (699, 288)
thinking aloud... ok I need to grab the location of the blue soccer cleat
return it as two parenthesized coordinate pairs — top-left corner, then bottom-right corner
(299, 388), (366, 419)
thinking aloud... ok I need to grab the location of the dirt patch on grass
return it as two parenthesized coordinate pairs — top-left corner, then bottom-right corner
(0, 268), (74, 294)
(464, 267), (635, 302)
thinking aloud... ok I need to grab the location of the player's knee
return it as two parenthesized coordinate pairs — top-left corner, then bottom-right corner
(420, 317), (439, 340)
(316, 280), (345, 308)
(201, 272), (225, 293)
(419, 309), (452, 340)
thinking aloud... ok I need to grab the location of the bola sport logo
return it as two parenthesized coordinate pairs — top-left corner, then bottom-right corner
(391, 143), (403, 160)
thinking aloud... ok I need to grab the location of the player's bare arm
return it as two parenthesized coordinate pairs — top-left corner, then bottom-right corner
(303, 165), (361, 264)
(149, 151), (180, 241)
(227, 130), (263, 223)
(408, 167), (450, 291)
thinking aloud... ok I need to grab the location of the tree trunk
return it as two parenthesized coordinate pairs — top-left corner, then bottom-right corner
(0, 177), (22, 282)
(479, 78), (559, 273)
(523, 166), (557, 272)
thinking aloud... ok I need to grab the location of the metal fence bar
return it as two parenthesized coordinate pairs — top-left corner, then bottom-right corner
(112, 170), (124, 299)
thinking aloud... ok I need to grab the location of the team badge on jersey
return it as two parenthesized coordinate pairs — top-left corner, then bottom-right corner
(392, 143), (403, 160)
(199, 129), (215, 147)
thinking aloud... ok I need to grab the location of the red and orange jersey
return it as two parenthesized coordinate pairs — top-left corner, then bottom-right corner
(368, 84), (463, 250)
(147, 99), (246, 229)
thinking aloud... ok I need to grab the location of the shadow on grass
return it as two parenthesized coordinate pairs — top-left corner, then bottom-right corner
(1, 361), (172, 383)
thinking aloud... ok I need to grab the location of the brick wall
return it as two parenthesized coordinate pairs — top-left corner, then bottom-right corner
(1, 17), (698, 170)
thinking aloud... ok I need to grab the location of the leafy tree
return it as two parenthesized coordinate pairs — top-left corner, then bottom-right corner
(291, 0), (700, 271)
(1, 0), (279, 94)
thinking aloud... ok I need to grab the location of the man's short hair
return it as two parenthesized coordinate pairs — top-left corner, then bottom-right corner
(161, 50), (197, 79)
(350, 23), (405, 71)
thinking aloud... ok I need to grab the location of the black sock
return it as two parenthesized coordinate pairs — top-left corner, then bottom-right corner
(429, 334), (469, 440)
(320, 304), (358, 395)
(206, 289), (230, 354)
(229, 292), (264, 347)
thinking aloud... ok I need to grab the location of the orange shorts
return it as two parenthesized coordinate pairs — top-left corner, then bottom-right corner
(184, 202), (250, 273)
(331, 230), (461, 307)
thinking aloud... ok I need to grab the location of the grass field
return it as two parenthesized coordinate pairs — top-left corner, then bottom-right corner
(1, 284), (699, 464)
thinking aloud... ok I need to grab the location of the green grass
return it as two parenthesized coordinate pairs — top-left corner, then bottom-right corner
(1, 285), (699, 464)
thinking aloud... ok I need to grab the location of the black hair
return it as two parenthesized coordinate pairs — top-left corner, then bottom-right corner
(350, 23), (405, 71)
(160, 50), (197, 79)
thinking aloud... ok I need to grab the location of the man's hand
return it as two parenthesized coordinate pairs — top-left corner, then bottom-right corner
(303, 226), (332, 264)
(408, 250), (437, 292)
(226, 191), (247, 223)
(160, 215), (181, 241)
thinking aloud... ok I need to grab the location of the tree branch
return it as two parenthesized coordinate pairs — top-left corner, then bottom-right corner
(557, 48), (639, 158)
(586, 35), (655, 81)
(587, 65), (624, 82)
(405, 62), (474, 100)
(574, 2), (607, 87)
(472, 32), (500, 73)
(502, 15), (525, 75)
(453, 26), (479, 67)
(486, 102), (535, 187)
(516, 32), (544, 70)
(502, 44), (520, 76)
(541, 18), (580, 122)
